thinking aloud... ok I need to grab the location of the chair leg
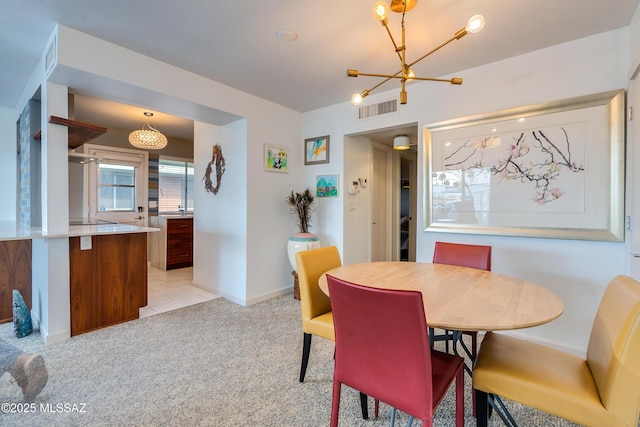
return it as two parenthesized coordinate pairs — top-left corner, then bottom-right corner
(475, 389), (489, 427)
(299, 333), (312, 382)
(330, 381), (342, 427)
(428, 327), (435, 348)
(390, 408), (396, 425)
(471, 332), (478, 359)
(360, 392), (369, 419)
(456, 368), (464, 427)
(470, 333), (478, 416)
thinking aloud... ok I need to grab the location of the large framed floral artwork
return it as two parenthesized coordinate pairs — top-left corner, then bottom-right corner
(424, 89), (625, 241)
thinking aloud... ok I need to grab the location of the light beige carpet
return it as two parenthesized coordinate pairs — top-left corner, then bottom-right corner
(0, 294), (588, 426)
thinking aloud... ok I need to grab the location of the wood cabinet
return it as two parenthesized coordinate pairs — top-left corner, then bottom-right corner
(69, 233), (147, 336)
(0, 240), (32, 324)
(149, 216), (193, 271)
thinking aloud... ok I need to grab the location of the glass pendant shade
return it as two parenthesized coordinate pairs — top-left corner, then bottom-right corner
(129, 112), (168, 150)
(129, 128), (168, 150)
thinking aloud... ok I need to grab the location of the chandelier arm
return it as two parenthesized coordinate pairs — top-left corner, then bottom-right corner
(382, 22), (404, 63)
(406, 29), (465, 69)
(400, 11), (407, 72)
(355, 71), (405, 79)
(409, 76), (462, 83)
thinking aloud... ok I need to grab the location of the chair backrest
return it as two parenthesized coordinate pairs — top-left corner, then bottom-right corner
(327, 274), (435, 420)
(295, 246), (342, 323)
(432, 241), (492, 271)
(586, 275), (640, 425)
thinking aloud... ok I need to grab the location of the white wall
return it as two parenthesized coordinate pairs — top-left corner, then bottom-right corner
(47, 25), (304, 306)
(626, 6), (640, 279)
(244, 100), (303, 304)
(31, 81), (71, 344)
(301, 28), (630, 353)
(193, 120), (248, 303)
(0, 107), (16, 221)
(630, 5), (640, 68)
(342, 135), (374, 265)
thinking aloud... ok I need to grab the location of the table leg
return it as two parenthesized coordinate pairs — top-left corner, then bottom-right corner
(454, 331), (519, 427)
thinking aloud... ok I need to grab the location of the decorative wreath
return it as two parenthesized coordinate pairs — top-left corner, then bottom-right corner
(203, 144), (225, 195)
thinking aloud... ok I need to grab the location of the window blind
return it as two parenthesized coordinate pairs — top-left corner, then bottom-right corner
(158, 159), (194, 213)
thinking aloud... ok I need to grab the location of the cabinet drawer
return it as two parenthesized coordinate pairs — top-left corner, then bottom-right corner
(167, 251), (192, 264)
(167, 238), (192, 266)
(167, 248), (193, 269)
(167, 219), (193, 235)
(167, 238), (192, 254)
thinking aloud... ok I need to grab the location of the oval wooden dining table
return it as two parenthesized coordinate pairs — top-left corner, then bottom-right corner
(318, 262), (564, 332)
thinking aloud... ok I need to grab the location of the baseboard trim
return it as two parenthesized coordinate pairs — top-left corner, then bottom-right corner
(191, 280), (293, 307)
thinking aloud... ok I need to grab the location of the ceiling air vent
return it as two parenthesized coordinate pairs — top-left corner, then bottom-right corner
(44, 36), (57, 77)
(358, 99), (397, 119)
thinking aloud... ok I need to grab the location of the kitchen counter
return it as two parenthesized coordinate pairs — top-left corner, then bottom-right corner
(0, 220), (159, 241)
(0, 220), (160, 341)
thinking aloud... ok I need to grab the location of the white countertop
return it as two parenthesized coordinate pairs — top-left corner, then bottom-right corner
(0, 221), (159, 241)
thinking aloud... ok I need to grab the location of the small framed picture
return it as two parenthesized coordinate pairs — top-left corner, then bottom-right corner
(304, 135), (330, 165)
(316, 174), (339, 197)
(264, 144), (288, 173)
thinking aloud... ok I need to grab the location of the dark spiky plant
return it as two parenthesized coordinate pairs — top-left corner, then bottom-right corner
(286, 189), (315, 233)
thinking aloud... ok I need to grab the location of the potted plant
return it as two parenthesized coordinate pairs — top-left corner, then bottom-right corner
(286, 189), (320, 272)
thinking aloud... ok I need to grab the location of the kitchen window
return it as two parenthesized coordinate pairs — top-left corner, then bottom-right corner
(158, 158), (194, 213)
(97, 163), (136, 211)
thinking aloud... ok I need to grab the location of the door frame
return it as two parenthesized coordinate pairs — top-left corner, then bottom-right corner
(83, 144), (149, 226)
(627, 57), (640, 278)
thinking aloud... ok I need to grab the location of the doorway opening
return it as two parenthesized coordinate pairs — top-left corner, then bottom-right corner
(348, 123), (418, 262)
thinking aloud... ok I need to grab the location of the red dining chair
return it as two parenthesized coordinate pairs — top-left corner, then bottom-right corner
(327, 274), (464, 427)
(431, 241), (492, 361)
(295, 246), (372, 420)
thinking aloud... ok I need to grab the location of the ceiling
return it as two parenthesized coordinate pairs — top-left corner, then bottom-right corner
(1, 0), (638, 142)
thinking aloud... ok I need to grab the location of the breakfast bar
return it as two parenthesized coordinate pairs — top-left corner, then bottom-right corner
(0, 221), (158, 342)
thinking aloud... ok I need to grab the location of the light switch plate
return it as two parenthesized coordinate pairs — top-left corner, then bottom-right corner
(80, 235), (92, 250)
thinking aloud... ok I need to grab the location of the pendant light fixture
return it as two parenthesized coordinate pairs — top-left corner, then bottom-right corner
(393, 134), (411, 150)
(348, 1), (485, 106)
(128, 112), (168, 150)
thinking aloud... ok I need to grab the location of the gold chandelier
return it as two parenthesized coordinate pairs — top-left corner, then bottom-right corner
(348, 0), (485, 105)
(128, 112), (168, 150)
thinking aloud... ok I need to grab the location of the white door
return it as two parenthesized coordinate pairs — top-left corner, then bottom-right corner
(86, 146), (148, 226)
(371, 148), (388, 261)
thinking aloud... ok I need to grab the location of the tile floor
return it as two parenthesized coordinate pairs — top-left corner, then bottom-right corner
(139, 266), (219, 318)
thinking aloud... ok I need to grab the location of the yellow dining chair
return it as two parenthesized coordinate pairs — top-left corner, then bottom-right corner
(473, 275), (640, 427)
(296, 246), (374, 419)
(295, 245), (341, 383)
